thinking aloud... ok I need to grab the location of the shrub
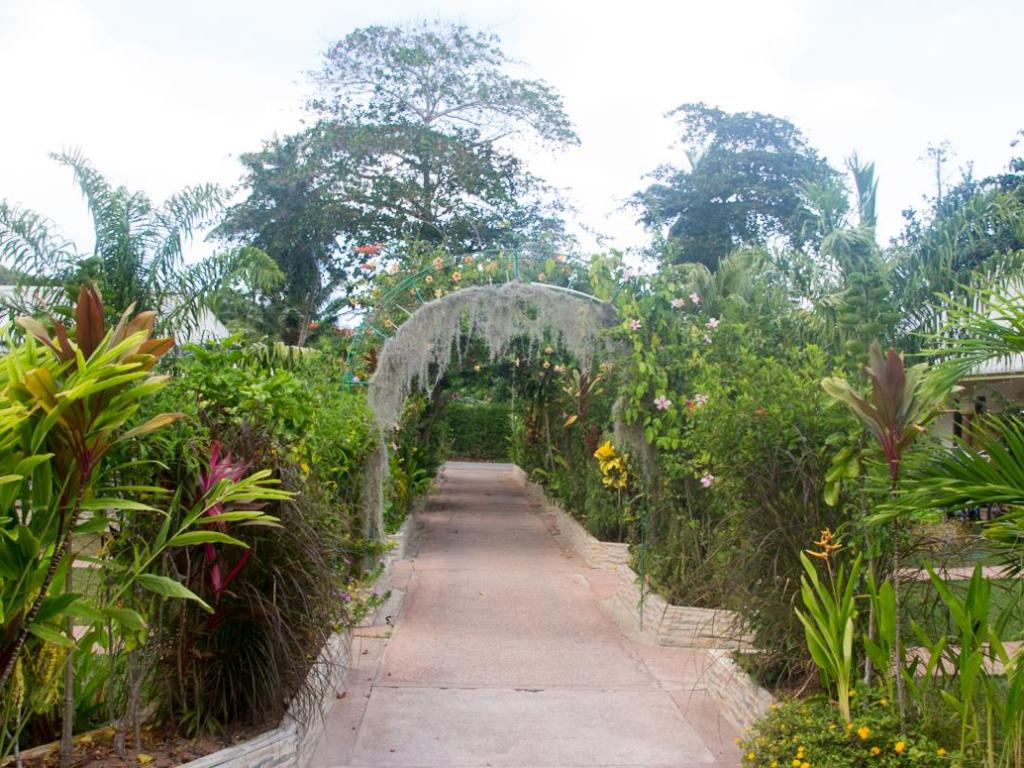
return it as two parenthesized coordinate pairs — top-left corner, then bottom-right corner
(442, 398), (510, 460)
(114, 340), (377, 734)
(741, 694), (958, 768)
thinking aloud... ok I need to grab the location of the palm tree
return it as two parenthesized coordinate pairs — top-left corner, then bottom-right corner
(0, 150), (281, 337)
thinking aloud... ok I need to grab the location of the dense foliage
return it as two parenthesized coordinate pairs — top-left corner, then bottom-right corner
(442, 398), (510, 461)
(3, 15), (1024, 768)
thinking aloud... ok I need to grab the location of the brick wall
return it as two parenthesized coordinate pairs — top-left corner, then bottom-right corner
(704, 649), (776, 731)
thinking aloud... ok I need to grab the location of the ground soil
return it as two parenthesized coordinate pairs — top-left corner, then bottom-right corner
(10, 722), (270, 768)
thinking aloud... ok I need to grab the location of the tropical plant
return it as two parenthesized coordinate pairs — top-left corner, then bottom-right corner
(822, 343), (951, 724)
(796, 533), (862, 724)
(0, 151), (281, 338)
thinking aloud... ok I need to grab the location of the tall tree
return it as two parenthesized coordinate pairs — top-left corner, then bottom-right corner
(635, 103), (844, 270)
(308, 21), (578, 251)
(215, 131), (369, 345)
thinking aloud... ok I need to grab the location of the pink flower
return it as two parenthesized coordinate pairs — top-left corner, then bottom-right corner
(623, 268), (636, 280)
(700, 474), (715, 488)
(654, 396), (672, 411)
(694, 393), (709, 407)
(705, 317), (720, 330)
(629, 319), (642, 331)
(690, 293), (701, 305)
(671, 297), (686, 309)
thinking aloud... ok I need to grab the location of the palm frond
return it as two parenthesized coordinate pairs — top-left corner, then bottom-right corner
(923, 286), (1024, 394)
(167, 247), (284, 334)
(150, 183), (225, 275)
(893, 414), (1024, 574)
(0, 201), (78, 277)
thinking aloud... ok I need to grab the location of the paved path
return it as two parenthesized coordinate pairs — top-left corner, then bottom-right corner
(312, 462), (740, 768)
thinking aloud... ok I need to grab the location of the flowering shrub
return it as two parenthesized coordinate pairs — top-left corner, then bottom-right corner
(741, 695), (957, 768)
(594, 440), (630, 489)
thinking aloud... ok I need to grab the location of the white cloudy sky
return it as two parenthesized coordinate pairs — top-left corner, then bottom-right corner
(1, 0), (1022, 258)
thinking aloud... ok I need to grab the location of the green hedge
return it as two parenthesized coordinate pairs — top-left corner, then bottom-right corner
(443, 399), (511, 460)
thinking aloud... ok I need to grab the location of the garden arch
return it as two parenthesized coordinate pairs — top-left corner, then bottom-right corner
(353, 273), (619, 540)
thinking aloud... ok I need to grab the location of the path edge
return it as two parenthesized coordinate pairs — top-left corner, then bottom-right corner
(510, 464), (775, 731)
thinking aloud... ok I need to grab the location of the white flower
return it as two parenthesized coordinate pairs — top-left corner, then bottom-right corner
(705, 317), (720, 330)
(690, 293), (701, 305)
(694, 393), (709, 407)
(703, 334), (713, 345)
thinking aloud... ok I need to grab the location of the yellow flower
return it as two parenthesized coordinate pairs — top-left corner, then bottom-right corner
(937, 748), (946, 756)
(425, 274), (434, 284)
(857, 726), (870, 741)
(791, 760), (801, 768)
(879, 698), (888, 706)
(594, 441), (617, 462)
(846, 723), (854, 733)
(747, 753), (756, 761)
(871, 747), (881, 756)
(894, 741), (906, 754)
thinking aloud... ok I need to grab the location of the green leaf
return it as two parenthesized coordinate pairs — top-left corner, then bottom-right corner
(103, 606), (147, 631)
(136, 573), (212, 613)
(79, 498), (159, 512)
(166, 531), (249, 549)
(28, 623), (76, 647)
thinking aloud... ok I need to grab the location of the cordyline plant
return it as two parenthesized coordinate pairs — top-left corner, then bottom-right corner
(199, 442), (257, 616)
(821, 341), (950, 727)
(0, 284), (292, 762)
(0, 284), (177, 691)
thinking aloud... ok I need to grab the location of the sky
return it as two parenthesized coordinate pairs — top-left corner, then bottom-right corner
(1, 0), (1022, 260)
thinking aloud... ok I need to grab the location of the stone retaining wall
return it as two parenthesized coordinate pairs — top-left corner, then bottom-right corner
(705, 649), (776, 731)
(511, 466), (630, 570)
(610, 565), (751, 649)
(511, 466), (750, 650)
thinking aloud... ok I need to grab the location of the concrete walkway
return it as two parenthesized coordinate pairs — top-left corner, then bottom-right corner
(312, 462), (741, 768)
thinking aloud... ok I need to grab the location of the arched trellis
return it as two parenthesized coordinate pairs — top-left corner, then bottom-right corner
(342, 246), (619, 386)
(346, 250), (654, 628)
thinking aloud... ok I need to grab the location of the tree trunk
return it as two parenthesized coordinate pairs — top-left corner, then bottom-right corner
(60, 570), (74, 768)
(891, 519), (907, 729)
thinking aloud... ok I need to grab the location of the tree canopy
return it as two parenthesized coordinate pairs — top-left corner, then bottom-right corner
(635, 103), (844, 270)
(307, 21), (577, 252)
